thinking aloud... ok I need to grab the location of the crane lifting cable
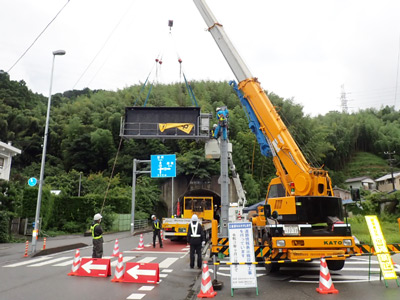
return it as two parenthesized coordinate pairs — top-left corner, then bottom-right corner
(133, 19), (198, 107)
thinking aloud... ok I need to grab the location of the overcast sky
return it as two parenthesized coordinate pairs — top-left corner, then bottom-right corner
(2, 0), (400, 116)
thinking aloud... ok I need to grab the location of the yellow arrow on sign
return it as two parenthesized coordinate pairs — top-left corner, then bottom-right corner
(159, 123), (194, 134)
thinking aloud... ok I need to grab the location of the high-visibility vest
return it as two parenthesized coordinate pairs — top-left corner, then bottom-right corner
(91, 223), (102, 239)
(190, 222), (200, 238)
(153, 220), (160, 230)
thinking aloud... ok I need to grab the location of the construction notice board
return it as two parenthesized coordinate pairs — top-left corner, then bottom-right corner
(365, 215), (397, 280)
(228, 222), (258, 292)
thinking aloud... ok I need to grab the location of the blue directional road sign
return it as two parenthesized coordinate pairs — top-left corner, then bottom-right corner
(28, 177), (38, 187)
(151, 154), (176, 178)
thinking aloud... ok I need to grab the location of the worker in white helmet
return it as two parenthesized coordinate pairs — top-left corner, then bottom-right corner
(91, 213), (103, 258)
(151, 215), (163, 248)
(187, 214), (205, 269)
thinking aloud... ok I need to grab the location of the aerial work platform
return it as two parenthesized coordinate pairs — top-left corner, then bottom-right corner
(120, 107), (211, 140)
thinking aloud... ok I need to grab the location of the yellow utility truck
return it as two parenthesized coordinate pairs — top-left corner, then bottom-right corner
(162, 196), (214, 240)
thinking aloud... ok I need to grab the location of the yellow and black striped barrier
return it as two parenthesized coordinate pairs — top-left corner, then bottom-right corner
(212, 242), (400, 258)
(209, 250), (400, 265)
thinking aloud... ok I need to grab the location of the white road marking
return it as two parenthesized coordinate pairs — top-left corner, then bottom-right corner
(159, 273), (168, 278)
(299, 275), (381, 280)
(3, 256), (52, 267)
(139, 286), (155, 291)
(53, 260), (73, 266)
(127, 293), (146, 299)
(111, 256), (135, 267)
(124, 250), (183, 255)
(137, 257), (157, 263)
(159, 257), (178, 268)
(28, 257), (71, 267)
(162, 269), (173, 273)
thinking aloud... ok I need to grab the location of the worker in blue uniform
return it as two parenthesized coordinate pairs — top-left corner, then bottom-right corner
(213, 106), (229, 140)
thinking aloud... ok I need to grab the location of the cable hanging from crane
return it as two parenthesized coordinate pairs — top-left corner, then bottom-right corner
(133, 19), (198, 107)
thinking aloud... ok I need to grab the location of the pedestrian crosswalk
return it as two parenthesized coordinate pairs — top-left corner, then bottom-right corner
(2, 255), (180, 270)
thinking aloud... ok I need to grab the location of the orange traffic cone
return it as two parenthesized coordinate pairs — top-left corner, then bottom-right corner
(161, 230), (165, 241)
(68, 249), (82, 276)
(23, 240), (29, 257)
(42, 237), (47, 250)
(197, 261), (217, 298)
(112, 239), (120, 257)
(111, 253), (125, 282)
(316, 258), (339, 294)
(137, 234), (144, 249)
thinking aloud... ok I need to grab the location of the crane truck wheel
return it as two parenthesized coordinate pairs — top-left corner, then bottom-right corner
(326, 260), (345, 271)
(262, 233), (280, 273)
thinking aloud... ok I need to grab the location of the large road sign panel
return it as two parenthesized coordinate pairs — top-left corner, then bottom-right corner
(151, 154), (176, 178)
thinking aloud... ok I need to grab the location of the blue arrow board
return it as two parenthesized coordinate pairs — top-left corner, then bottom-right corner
(28, 177), (37, 187)
(151, 154), (176, 178)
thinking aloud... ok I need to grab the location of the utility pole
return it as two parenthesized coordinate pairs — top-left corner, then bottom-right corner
(384, 151), (396, 191)
(340, 84), (348, 114)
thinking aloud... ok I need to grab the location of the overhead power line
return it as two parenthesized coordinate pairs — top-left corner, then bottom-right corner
(7, 0), (71, 73)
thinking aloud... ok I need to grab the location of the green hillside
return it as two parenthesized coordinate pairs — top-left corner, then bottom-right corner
(342, 152), (392, 180)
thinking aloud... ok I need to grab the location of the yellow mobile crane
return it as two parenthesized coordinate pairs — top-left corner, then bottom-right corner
(194, 0), (355, 271)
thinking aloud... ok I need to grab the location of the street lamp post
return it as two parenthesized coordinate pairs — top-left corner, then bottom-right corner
(31, 50), (66, 253)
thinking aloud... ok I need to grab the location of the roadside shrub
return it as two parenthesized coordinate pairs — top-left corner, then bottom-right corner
(62, 221), (84, 233)
(0, 211), (11, 242)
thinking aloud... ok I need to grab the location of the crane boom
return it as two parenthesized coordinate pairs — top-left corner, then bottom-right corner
(193, 0), (332, 197)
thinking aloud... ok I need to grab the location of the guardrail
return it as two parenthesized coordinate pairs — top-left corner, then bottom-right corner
(134, 219), (149, 230)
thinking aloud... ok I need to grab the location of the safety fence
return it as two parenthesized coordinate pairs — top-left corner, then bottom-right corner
(112, 215), (149, 232)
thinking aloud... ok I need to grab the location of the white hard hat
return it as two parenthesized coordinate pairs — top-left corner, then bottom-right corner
(94, 213), (102, 221)
(151, 215), (156, 219)
(216, 107), (221, 112)
(191, 214), (198, 222)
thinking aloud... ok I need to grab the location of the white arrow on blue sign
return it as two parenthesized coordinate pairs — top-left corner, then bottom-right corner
(151, 154), (176, 178)
(28, 177), (38, 187)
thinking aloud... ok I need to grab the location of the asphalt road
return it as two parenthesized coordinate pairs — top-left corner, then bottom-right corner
(0, 233), (201, 300)
(1, 232), (400, 300)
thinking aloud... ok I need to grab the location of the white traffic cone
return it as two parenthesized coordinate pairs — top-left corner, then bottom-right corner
(137, 234), (144, 249)
(68, 249), (81, 276)
(316, 258), (339, 294)
(197, 261), (217, 298)
(111, 253), (125, 282)
(112, 239), (120, 257)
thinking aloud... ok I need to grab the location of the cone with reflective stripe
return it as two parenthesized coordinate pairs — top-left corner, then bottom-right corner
(161, 230), (166, 241)
(112, 239), (120, 257)
(197, 261), (217, 298)
(111, 253), (125, 282)
(316, 258), (338, 294)
(23, 240), (29, 257)
(137, 234), (144, 249)
(68, 249), (81, 276)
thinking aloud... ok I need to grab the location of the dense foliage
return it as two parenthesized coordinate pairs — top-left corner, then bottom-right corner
(1, 71), (399, 240)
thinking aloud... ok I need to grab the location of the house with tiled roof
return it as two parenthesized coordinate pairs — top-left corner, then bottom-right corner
(375, 172), (400, 192)
(344, 176), (376, 191)
(0, 141), (21, 181)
